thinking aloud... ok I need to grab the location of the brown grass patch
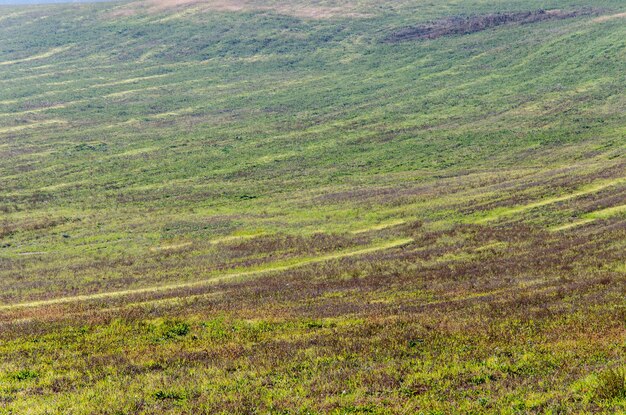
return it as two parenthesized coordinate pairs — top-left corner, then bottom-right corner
(593, 12), (626, 23)
(107, 0), (371, 19)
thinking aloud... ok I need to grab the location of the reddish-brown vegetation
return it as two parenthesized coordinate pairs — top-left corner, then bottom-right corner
(387, 9), (599, 42)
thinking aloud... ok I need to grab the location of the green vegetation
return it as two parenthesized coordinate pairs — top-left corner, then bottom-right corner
(0, 0), (624, 413)
(595, 368), (626, 402)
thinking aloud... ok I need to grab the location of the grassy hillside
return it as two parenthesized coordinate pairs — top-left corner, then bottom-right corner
(0, 0), (625, 413)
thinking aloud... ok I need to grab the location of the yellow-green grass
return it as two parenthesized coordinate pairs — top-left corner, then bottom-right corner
(551, 203), (626, 231)
(1, 0), (625, 412)
(0, 237), (413, 310)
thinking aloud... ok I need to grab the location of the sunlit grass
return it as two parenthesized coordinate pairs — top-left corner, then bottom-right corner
(0, 0), (625, 412)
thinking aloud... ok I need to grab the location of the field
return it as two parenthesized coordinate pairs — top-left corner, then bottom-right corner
(0, 0), (625, 413)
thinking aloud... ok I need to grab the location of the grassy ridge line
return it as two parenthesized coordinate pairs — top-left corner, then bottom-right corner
(1, 278), (551, 329)
(472, 177), (626, 224)
(0, 237), (414, 310)
(0, 45), (72, 66)
(551, 204), (626, 231)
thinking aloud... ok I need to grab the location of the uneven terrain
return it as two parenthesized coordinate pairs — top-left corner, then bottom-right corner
(0, 0), (625, 413)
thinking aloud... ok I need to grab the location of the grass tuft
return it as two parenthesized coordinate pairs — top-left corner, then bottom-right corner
(154, 319), (191, 341)
(153, 390), (187, 402)
(595, 368), (626, 401)
(10, 370), (39, 381)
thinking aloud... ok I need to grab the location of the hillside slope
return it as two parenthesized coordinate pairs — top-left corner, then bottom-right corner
(0, 0), (625, 413)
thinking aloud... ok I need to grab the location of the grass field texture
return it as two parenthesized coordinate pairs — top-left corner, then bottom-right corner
(0, 0), (625, 413)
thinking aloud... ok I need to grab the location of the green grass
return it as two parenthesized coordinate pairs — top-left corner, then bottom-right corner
(0, 0), (625, 413)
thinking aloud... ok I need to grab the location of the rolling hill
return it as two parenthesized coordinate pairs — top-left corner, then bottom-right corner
(0, 0), (625, 413)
